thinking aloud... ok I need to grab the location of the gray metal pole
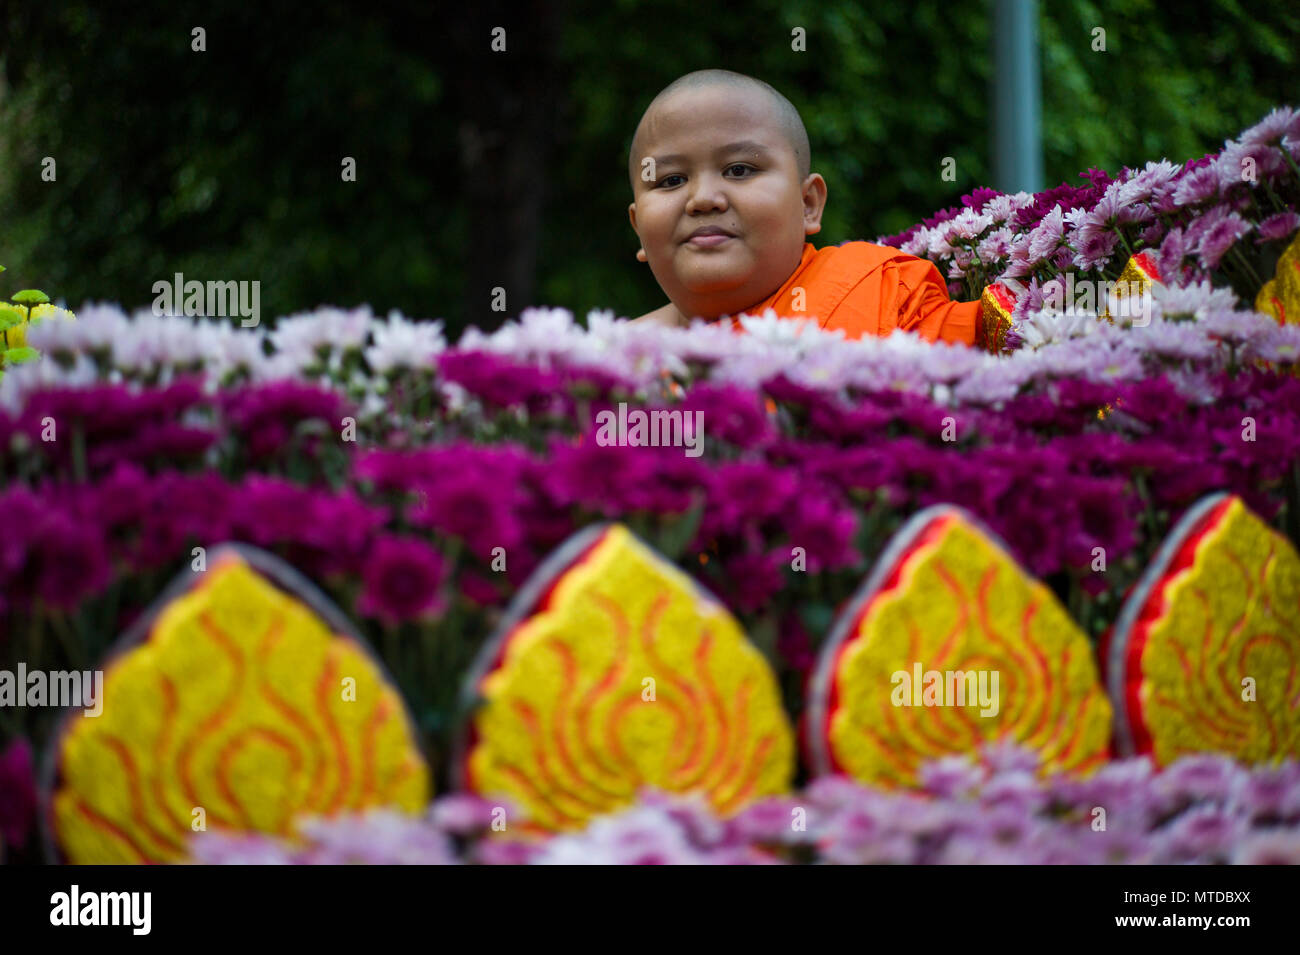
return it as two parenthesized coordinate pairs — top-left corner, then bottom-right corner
(993, 0), (1044, 194)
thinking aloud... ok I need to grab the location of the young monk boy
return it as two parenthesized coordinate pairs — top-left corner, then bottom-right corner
(628, 69), (979, 345)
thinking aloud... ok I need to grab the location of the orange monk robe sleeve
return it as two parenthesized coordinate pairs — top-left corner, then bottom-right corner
(887, 256), (980, 347)
(736, 242), (980, 347)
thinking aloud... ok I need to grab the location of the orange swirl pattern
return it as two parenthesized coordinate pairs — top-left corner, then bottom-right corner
(815, 509), (1112, 787)
(464, 524), (794, 831)
(1117, 495), (1300, 766)
(51, 552), (429, 863)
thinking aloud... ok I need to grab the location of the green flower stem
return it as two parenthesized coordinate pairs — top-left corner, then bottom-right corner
(1229, 244), (1264, 290)
(1283, 149), (1300, 184)
(1117, 230), (1135, 260)
(50, 609), (86, 670)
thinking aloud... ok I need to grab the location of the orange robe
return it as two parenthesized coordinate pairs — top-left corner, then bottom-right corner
(728, 241), (979, 346)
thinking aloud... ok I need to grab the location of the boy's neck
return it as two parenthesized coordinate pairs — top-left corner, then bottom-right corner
(636, 301), (695, 328)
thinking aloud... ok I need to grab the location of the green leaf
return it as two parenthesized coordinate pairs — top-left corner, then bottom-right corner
(12, 289), (50, 306)
(0, 312), (22, 330)
(799, 602), (835, 640)
(656, 491), (706, 561)
(3, 346), (40, 364)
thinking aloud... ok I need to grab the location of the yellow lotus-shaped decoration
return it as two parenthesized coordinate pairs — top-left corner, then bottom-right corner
(807, 506), (1112, 786)
(49, 547), (429, 863)
(1255, 229), (1300, 326)
(1108, 493), (1300, 766)
(461, 523), (795, 831)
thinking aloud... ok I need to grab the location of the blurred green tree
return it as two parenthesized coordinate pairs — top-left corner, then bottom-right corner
(0, 0), (1295, 337)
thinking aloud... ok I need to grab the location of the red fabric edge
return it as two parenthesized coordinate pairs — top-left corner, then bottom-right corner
(1125, 496), (1235, 757)
(461, 530), (609, 794)
(820, 514), (954, 775)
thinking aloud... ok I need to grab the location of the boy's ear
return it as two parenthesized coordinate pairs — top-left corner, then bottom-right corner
(801, 173), (828, 236)
(628, 203), (648, 261)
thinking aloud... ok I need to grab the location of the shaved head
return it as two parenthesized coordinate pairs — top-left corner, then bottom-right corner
(628, 69), (811, 186)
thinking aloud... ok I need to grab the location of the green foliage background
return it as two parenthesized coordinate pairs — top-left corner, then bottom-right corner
(0, 0), (1295, 337)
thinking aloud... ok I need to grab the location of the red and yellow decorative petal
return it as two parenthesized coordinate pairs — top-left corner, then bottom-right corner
(1107, 493), (1300, 765)
(1255, 228), (1300, 326)
(1118, 251), (1162, 293)
(977, 282), (1017, 354)
(47, 546), (429, 864)
(458, 523), (794, 831)
(1099, 252), (1163, 325)
(806, 506), (1112, 787)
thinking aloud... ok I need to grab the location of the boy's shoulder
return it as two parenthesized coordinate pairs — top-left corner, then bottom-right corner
(821, 239), (922, 267)
(799, 240), (934, 285)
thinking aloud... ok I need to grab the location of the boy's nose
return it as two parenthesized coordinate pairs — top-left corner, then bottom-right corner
(685, 180), (728, 214)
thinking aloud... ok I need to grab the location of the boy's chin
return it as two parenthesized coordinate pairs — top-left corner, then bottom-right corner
(673, 261), (753, 295)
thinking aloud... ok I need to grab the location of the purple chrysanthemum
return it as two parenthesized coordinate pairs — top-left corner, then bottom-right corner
(357, 534), (447, 625)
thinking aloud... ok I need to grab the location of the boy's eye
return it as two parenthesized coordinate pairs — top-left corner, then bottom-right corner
(655, 165), (755, 189)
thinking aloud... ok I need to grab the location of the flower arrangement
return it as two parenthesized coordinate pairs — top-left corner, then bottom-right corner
(878, 106), (1300, 345)
(3, 108), (1300, 864)
(186, 745), (1300, 865)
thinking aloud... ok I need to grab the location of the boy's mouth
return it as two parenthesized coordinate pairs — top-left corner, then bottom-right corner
(683, 225), (736, 248)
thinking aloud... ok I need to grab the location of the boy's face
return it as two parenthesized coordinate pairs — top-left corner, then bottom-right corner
(628, 85), (826, 320)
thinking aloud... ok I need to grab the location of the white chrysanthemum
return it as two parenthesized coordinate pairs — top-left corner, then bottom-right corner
(916, 340), (990, 384)
(203, 323), (268, 378)
(901, 230), (932, 258)
(1026, 206), (1067, 262)
(951, 359), (1032, 405)
(1018, 308), (1101, 349)
(505, 306), (583, 356)
(28, 302), (129, 354)
(601, 325), (691, 386)
(976, 226), (1015, 262)
(22, 308), (88, 352)
(783, 343), (870, 391)
(247, 351), (308, 382)
(110, 311), (214, 371)
(460, 306), (587, 362)
(271, 305), (372, 360)
(438, 379), (471, 414)
(927, 231), (956, 260)
(1031, 336), (1113, 378)
(1246, 323), (1300, 364)
(1124, 159), (1181, 203)
(945, 207), (994, 241)
(847, 354), (933, 394)
(268, 316), (330, 367)
(982, 193), (1020, 224)
(1127, 318), (1217, 361)
(735, 309), (838, 348)
(1151, 280), (1239, 322)
(533, 804), (701, 866)
(1092, 347), (1146, 382)
(366, 311), (446, 373)
(661, 318), (748, 366)
(358, 391), (389, 419)
(1164, 366), (1220, 404)
(1200, 308), (1277, 345)
(709, 348), (797, 391)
